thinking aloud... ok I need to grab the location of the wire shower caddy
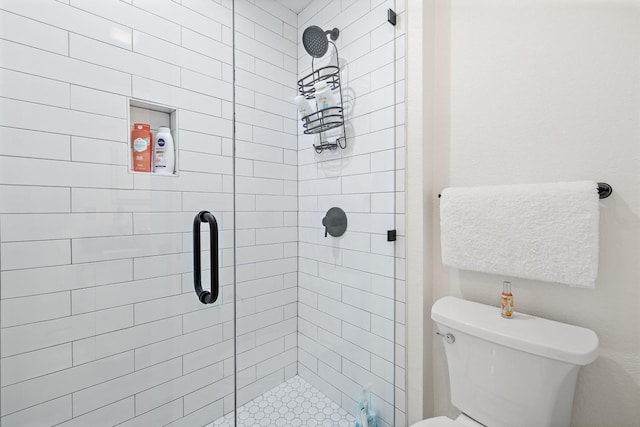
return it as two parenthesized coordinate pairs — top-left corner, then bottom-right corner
(297, 42), (347, 153)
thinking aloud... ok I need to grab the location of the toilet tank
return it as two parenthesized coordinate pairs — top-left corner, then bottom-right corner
(432, 297), (598, 427)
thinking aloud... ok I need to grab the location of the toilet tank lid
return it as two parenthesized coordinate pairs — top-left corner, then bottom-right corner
(431, 296), (599, 365)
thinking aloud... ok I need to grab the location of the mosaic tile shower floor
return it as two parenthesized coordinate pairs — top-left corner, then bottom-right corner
(211, 375), (356, 426)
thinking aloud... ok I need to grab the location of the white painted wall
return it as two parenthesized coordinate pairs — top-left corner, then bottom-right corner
(431, 0), (640, 426)
(404, 0), (437, 423)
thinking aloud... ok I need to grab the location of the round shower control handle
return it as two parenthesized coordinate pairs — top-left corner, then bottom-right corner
(322, 207), (347, 238)
(436, 332), (455, 344)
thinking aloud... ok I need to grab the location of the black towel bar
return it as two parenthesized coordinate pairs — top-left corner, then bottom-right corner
(437, 182), (613, 199)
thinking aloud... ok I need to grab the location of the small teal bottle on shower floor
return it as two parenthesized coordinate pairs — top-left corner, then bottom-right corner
(355, 388), (377, 427)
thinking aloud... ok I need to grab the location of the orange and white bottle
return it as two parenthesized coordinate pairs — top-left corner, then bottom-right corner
(500, 281), (514, 319)
(131, 123), (152, 172)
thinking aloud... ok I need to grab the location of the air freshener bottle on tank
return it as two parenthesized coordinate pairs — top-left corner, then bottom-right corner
(501, 281), (514, 319)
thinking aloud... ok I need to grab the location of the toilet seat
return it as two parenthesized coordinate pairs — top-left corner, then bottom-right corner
(411, 414), (485, 427)
(411, 416), (461, 427)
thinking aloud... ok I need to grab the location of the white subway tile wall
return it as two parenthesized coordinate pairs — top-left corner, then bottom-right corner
(232, 0), (300, 410)
(0, 0), (236, 425)
(295, 1), (406, 426)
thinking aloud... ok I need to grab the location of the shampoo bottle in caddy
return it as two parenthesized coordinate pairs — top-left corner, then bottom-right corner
(500, 281), (514, 318)
(294, 95), (313, 123)
(153, 126), (175, 175)
(314, 80), (336, 111)
(314, 80), (338, 125)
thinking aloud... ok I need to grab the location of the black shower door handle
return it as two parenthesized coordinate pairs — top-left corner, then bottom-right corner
(193, 211), (219, 304)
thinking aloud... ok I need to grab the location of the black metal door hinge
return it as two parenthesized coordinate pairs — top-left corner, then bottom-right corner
(388, 9), (397, 26)
(387, 230), (397, 242)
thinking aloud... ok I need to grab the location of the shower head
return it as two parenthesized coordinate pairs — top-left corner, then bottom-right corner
(302, 25), (340, 58)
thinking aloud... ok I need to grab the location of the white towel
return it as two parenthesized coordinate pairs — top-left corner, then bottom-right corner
(440, 181), (600, 287)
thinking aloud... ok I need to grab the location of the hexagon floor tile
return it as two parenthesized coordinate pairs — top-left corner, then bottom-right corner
(211, 375), (356, 426)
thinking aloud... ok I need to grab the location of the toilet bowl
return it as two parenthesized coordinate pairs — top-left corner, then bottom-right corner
(411, 296), (598, 427)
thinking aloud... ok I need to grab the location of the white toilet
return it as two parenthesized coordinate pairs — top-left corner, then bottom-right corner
(413, 296), (599, 427)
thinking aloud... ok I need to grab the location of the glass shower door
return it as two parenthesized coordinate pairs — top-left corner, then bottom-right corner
(0, 1), (236, 425)
(232, 1), (400, 426)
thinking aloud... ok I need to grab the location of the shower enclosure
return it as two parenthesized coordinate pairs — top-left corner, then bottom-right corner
(0, 0), (406, 425)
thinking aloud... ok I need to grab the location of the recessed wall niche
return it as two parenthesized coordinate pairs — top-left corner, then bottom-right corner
(127, 99), (179, 177)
